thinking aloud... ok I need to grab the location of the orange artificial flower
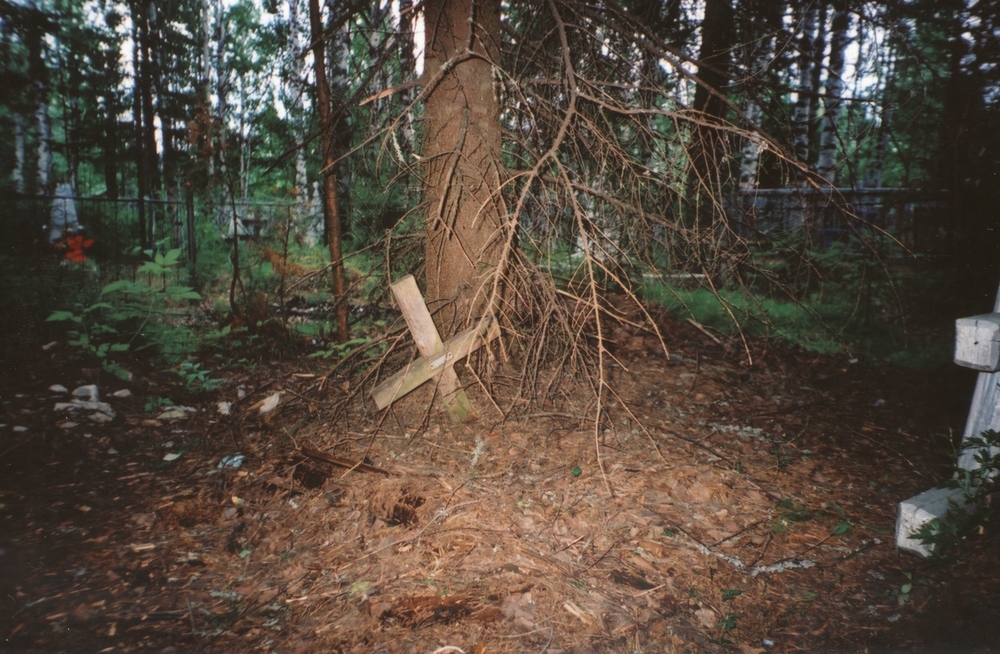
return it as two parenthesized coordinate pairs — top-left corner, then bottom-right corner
(64, 235), (94, 263)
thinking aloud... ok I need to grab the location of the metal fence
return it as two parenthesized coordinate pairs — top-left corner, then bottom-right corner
(1, 194), (323, 265)
(732, 187), (948, 249)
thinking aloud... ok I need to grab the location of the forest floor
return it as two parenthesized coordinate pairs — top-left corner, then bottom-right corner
(2, 302), (999, 654)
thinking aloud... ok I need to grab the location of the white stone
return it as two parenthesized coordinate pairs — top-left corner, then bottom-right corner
(72, 384), (100, 403)
(111, 389), (132, 398)
(896, 486), (974, 557)
(258, 392), (281, 415)
(55, 400), (115, 421)
(49, 384), (68, 394)
(217, 401), (232, 416)
(13, 426), (28, 433)
(955, 313), (1000, 372)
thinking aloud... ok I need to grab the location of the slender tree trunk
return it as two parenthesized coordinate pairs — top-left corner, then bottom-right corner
(807, 3), (827, 157)
(422, 0), (505, 331)
(200, 0), (214, 180)
(138, 1), (160, 201)
(869, 74), (894, 188)
(148, 0), (177, 204)
(689, 0), (734, 190)
(816, 4), (851, 184)
(792, 2), (818, 174)
(132, 18), (148, 249)
(285, 0), (313, 240)
(27, 24), (52, 195)
(738, 32), (775, 190)
(13, 113), (25, 194)
(104, 97), (119, 199)
(397, 0), (417, 156)
(309, 0), (349, 342)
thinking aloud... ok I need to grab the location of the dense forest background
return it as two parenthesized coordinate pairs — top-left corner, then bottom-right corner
(2, 0), (1000, 374)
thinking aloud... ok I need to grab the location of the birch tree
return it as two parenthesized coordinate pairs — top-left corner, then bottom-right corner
(815, 3), (852, 184)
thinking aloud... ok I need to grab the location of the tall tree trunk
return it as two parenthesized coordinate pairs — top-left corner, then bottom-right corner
(132, 18), (148, 249)
(815, 4), (851, 184)
(309, 0), (349, 342)
(869, 71), (895, 188)
(738, 28), (775, 190)
(138, 1), (160, 201)
(13, 113), (26, 194)
(104, 96), (119, 199)
(214, 0), (227, 188)
(422, 0), (505, 331)
(807, 2), (827, 158)
(199, 0), (214, 180)
(792, 2), (818, 175)
(286, 0), (313, 240)
(397, 0), (417, 156)
(148, 0), (176, 203)
(689, 0), (734, 190)
(27, 23), (52, 195)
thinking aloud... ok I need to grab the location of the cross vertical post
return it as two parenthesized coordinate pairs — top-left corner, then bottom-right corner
(371, 275), (500, 423)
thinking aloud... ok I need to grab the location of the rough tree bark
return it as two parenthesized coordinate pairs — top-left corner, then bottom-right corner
(309, 0), (349, 342)
(422, 0), (505, 332)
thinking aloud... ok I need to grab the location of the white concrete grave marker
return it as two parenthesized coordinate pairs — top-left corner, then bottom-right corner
(896, 282), (1000, 556)
(371, 275), (500, 423)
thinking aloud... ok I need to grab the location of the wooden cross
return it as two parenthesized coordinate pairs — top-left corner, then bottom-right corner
(371, 274), (500, 423)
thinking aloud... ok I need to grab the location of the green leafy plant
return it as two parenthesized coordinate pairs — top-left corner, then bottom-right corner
(307, 337), (371, 359)
(911, 429), (1000, 555)
(172, 361), (226, 392)
(47, 248), (204, 378)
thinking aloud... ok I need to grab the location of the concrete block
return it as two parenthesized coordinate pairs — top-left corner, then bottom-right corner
(955, 313), (1000, 372)
(896, 486), (974, 557)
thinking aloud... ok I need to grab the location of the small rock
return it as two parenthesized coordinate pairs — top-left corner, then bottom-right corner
(55, 400), (116, 421)
(217, 401), (232, 416)
(58, 421), (79, 429)
(108, 447), (119, 455)
(49, 384), (69, 394)
(163, 452), (182, 462)
(156, 406), (198, 421)
(13, 426), (28, 433)
(72, 384), (100, 403)
(218, 454), (245, 469)
(42, 341), (59, 351)
(111, 389), (132, 398)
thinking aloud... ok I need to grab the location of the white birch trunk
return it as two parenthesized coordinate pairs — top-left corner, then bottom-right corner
(792, 5), (817, 173)
(35, 80), (52, 194)
(815, 6), (852, 184)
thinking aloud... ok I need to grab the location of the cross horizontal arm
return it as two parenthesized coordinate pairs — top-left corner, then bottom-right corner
(371, 317), (500, 410)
